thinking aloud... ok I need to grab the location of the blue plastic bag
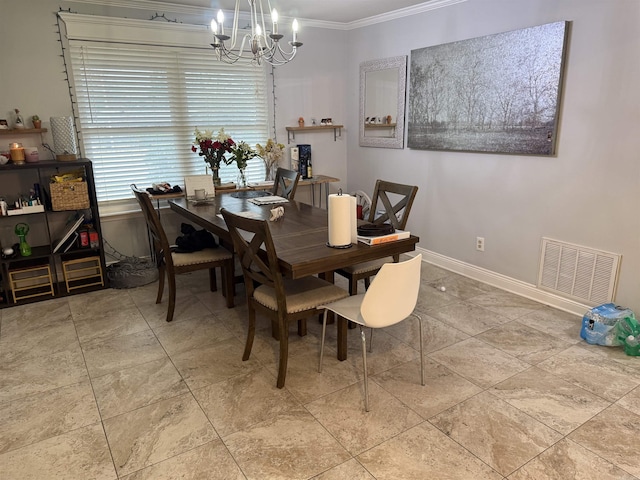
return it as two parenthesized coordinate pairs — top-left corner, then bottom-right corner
(580, 303), (634, 346)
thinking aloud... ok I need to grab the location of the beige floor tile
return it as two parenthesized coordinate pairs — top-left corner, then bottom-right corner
(373, 358), (482, 419)
(429, 337), (530, 388)
(223, 407), (350, 480)
(92, 357), (189, 419)
(137, 294), (214, 328)
(120, 440), (245, 480)
(426, 301), (513, 335)
(478, 321), (574, 364)
(0, 423), (115, 480)
(385, 313), (470, 353)
(419, 262), (451, 283)
(127, 281), (162, 307)
(74, 306), (150, 344)
(414, 284), (460, 312)
(430, 391), (563, 476)
(468, 289), (543, 319)
(357, 421), (502, 479)
(312, 459), (374, 479)
(338, 328), (419, 376)
(276, 349), (361, 404)
(0, 345), (88, 403)
(82, 329), (167, 378)
(568, 404), (640, 477)
(537, 345), (640, 402)
(428, 274), (496, 301)
(104, 392), (217, 477)
(509, 438), (636, 480)
(0, 297), (71, 337)
(0, 380), (100, 454)
(171, 337), (262, 390)
(491, 367), (611, 434)
(306, 381), (423, 455)
(617, 384), (640, 413)
(0, 318), (79, 363)
(194, 367), (300, 437)
(519, 306), (583, 344)
(153, 313), (235, 355)
(68, 288), (137, 319)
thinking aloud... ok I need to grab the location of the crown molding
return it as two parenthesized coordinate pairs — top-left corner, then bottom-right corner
(64, 0), (467, 31)
(346, 0), (467, 30)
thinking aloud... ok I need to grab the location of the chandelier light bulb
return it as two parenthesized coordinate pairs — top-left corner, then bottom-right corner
(292, 18), (299, 42)
(217, 10), (225, 35)
(256, 24), (262, 36)
(210, 19), (217, 34)
(272, 9), (278, 34)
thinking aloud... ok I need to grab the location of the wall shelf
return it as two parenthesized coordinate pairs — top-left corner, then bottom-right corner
(285, 125), (343, 144)
(0, 128), (48, 136)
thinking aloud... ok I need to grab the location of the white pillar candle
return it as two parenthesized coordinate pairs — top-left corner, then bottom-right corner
(328, 193), (353, 248)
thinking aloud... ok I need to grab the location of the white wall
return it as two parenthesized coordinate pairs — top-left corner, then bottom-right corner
(346, 0), (640, 313)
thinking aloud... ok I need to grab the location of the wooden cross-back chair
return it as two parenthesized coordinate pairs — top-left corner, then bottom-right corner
(336, 180), (419, 295)
(221, 208), (349, 388)
(131, 186), (234, 322)
(272, 167), (301, 200)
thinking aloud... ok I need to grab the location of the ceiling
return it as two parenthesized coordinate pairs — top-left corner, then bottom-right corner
(145, 0), (439, 25)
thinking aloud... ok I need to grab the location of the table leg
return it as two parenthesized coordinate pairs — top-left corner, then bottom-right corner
(311, 182), (316, 207)
(337, 315), (347, 360)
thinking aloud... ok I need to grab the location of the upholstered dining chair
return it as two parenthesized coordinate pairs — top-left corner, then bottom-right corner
(221, 208), (349, 388)
(272, 167), (301, 200)
(336, 180), (418, 295)
(319, 254), (424, 411)
(131, 185), (235, 322)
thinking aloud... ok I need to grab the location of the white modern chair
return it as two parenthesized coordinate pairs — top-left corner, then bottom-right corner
(319, 254), (424, 411)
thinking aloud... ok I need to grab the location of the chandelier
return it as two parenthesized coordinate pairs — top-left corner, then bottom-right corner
(210, 0), (303, 66)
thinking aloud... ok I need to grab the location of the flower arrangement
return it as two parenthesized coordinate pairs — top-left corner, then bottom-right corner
(256, 138), (285, 181)
(191, 127), (235, 184)
(230, 141), (258, 187)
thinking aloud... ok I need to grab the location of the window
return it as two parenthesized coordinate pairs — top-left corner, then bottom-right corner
(66, 27), (269, 206)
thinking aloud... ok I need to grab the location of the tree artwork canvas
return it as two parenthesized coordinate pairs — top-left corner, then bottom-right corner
(408, 21), (569, 156)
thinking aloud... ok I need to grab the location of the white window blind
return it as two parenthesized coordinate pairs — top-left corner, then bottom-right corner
(68, 41), (269, 203)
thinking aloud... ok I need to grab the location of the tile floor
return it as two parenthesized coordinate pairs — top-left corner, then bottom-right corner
(1, 261), (640, 479)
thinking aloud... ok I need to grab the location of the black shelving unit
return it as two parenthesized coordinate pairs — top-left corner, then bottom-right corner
(0, 159), (106, 307)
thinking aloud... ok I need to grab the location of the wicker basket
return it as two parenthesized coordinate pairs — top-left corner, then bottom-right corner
(50, 182), (90, 211)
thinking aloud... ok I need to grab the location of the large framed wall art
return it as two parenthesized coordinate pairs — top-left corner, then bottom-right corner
(408, 21), (569, 156)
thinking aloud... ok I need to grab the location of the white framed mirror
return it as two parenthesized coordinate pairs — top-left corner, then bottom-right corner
(359, 55), (407, 149)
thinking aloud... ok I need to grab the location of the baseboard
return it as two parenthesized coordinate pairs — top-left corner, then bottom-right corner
(413, 246), (588, 317)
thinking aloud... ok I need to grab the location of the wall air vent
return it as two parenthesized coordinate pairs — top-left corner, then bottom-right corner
(538, 237), (621, 305)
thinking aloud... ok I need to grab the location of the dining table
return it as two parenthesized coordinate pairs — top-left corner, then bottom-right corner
(169, 193), (419, 360)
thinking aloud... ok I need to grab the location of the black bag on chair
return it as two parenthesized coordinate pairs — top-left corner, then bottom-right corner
(174, 223), (217, 253)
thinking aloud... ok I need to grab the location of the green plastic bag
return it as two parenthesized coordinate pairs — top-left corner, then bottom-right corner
(616, 316), (640, 356)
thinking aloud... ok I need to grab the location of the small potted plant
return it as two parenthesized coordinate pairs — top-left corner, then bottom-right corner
(32, 115), (41, 129)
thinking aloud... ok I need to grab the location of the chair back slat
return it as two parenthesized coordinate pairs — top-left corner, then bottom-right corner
(272, 168), (301, 200)
(369, 180), (418, 230)
(221, 209), (286, 301)
(131, 185), (172, 265)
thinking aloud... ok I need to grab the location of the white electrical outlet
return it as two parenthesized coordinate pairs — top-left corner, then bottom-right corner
(476, 236), (485, 251)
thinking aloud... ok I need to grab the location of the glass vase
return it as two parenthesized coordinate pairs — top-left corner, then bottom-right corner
(265, 162), (278, 182)
(237, 168), (247, 188)
(212, 166), (221, 186)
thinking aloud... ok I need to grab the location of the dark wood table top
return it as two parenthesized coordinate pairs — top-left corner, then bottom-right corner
(169, 194), (419, 279)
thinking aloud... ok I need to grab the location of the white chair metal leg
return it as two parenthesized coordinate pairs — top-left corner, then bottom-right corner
(413, 313), (425, 386)
(318, 310), (328, 373)
(360, 326), (370, 412)
(368, 327), (374, 353)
